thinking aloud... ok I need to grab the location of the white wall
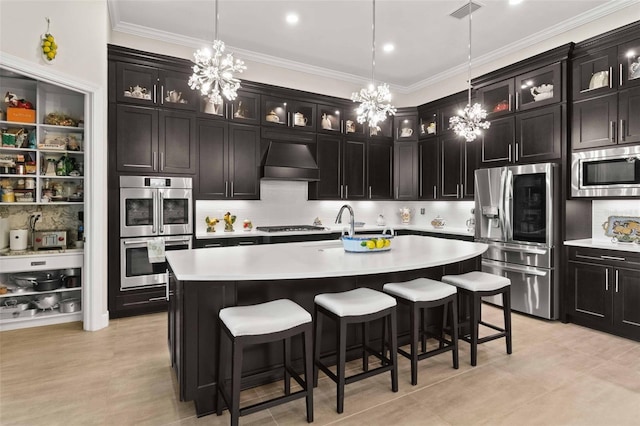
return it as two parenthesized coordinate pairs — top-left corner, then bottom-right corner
(0, 0), (110, 330)
(195, 180), (474, 235)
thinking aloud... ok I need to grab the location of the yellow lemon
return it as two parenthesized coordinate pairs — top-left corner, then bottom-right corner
(375, 239), (384, 249)
(383, 239), (390, 248)
(47, 51), (55, 59)
(47, 34), (54, 42)
(366, 240), (376, 250)
(43, 46), (51, 53)
(43, 41), (51, 47)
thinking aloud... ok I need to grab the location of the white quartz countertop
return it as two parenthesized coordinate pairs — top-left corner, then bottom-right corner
(167, 235), (488, 281)
(564, 239), (640, 253)
(195, 224), (474, 239)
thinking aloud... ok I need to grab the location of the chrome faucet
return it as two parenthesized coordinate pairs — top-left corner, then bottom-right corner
(335, 204), (355, 237)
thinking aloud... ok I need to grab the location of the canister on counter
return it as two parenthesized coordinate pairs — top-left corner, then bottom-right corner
(1, 186), (15, 203)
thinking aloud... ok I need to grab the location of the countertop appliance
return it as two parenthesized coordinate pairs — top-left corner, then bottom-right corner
(255, 225), (326, 232)
(571, 145), (640, 197)
(33, 230), (67, 250)
(474, 163), (559, 319)
(119, 176), (192, 291)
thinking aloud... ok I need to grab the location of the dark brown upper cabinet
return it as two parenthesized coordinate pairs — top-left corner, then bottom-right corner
(262, 96), (316, 131)
(479, 63), (561, 117)
(317, 104), (344, 134)
(418, 108), (438, 138)
(115, 62), (197, 111)
(394, 113), (418, 142)
(197, 89), (261, 125)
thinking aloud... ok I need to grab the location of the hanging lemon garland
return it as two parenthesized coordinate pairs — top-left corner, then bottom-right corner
(41, 17), (58, 62)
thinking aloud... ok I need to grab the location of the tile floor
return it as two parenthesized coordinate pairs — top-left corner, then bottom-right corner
(1, 305), (638, 425)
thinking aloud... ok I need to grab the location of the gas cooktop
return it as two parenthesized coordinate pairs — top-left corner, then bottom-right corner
(255, 225), (326, 233)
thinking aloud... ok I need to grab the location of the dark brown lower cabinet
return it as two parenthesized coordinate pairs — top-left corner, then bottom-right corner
(567, 247), (640, 341)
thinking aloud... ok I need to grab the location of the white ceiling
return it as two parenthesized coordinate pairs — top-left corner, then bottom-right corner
(108, 0), (638, 93)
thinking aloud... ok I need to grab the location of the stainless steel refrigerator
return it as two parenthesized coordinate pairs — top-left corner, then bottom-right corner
(474, 163), (559, 319)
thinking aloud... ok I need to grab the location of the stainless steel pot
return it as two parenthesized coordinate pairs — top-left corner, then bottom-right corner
(33, 293), (60, 310)
(11, 272), (63, 292)
(59, 298), (81, 313)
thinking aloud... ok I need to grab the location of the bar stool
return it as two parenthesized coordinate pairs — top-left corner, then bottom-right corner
(313, 288), (398, 414)
(441, 271), (512, 366)
(383, 278), (459, 385)
(216, 299), (314, 426)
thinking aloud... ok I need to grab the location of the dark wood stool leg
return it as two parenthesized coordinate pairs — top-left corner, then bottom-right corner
(303, 326), (314, 423)
(439, 303), (448, 349)
(230, 339), (243, 426)
(216, 326), (227, 416)
(420, 308), (427, 353)
(313, 305), (322, 387)
(470, 291), (480, 367)
(451, 295), (459, 370)
(362, 321), (370, 372)
(503, 287), (513, 355)
(389, 308), (399, 392)
(410, 302), (419, 385)
(337, 319), (347, 414)
(284, 337), (291, 395)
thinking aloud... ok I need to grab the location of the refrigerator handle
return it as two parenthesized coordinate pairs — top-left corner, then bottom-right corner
(504, 170), (513, 241)
(498, 169), (507, 240)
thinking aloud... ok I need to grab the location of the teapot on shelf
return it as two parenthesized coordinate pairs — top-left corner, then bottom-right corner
(294, 112), (308, 126)
(166, 90), (182, 103)
(266, 110), (280, 123)
(530, 84), (553, 101)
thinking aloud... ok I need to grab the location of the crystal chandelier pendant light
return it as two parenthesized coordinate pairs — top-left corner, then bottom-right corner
(351, 0), (397, 128)
(449, 0), (490, 142)
(188, 0), (246, 105)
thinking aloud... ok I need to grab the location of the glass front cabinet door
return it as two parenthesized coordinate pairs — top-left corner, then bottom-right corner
(515, 63), (561, 111)
(619, 39), (640, 88)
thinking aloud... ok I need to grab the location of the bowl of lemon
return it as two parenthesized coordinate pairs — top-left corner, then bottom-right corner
(341, 229), (393, 253)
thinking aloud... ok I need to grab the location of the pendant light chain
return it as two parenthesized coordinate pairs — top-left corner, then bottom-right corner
(448, 0), (490, 142)
(188, 0), (246, 104)
(351, 0), (396, 128)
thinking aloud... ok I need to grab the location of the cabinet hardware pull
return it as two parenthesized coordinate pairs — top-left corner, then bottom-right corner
(605, 269), (609, 291)
(161, 85), (164, 105)
(225, 181), (228, 197)
(340, 184), (344, 199)
(31, 261), (46, 266)
(615, 270), (619, 292)
(369, 186), (372, 199)
(433, 185), (436, 199)
(456, 184), (460, 198)
(230, 181), (234, 197)
(600, 255), (626, 261)
(609, 121), (615, 142)
(165, 270), (170, 301)
(153, 84), (157, 103)
(620, 120), (626, 142)
(508, 144), (512, 162)
(515, 92), (519, 110)
(204, 243), (222, 248)
(149, 296), (167, 303)
(575, 254), (601, 261)
(238, 241), (255, 245)
(609, 66), (613, 88)
(515, 143), (519, 162)
(345, 185), (348, 199)
(160, 152), (164, 171)
(153, 151), (158, 171)
(619, 63), (623, 86)
(508, 94), (512, 111)
(460, 183), (464, 198)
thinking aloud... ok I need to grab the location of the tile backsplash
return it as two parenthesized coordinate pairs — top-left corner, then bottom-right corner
(592, 200), (640, 241)
(196, 180), (475, 234)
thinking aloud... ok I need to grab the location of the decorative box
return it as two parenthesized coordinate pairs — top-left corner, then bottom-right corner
(6, 108), (36, 123)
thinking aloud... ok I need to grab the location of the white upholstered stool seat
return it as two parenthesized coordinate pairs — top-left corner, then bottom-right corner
(441, 271), (510, 292)
(314, 288), (396, 317)
(219, 299), (312, 337)
(383, 278), (457, 302)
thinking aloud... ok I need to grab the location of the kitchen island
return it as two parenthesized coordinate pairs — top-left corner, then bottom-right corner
(166, 235), (488, 416)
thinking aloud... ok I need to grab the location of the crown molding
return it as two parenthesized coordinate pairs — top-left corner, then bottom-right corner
(109, 0), (638, 95)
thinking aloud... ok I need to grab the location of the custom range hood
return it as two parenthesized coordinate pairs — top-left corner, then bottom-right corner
(261, 140), (320, 181)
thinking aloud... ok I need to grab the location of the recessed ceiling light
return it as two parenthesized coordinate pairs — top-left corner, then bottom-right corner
(383, 43), (394, 53)
(509, 0), (523, 4)
(286, 13), (299, 25)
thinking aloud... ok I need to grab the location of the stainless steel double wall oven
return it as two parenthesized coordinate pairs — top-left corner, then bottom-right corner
(474, 163), (559, 319)
(119, 176), (192, 290)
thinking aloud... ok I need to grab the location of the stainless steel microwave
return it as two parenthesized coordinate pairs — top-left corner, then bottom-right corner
(571, 145), (640, 197)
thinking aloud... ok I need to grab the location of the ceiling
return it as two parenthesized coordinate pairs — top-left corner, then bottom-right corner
(108, 0), (637, 93)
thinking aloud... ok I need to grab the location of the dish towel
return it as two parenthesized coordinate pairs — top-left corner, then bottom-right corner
(147, 238), (165, 263)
